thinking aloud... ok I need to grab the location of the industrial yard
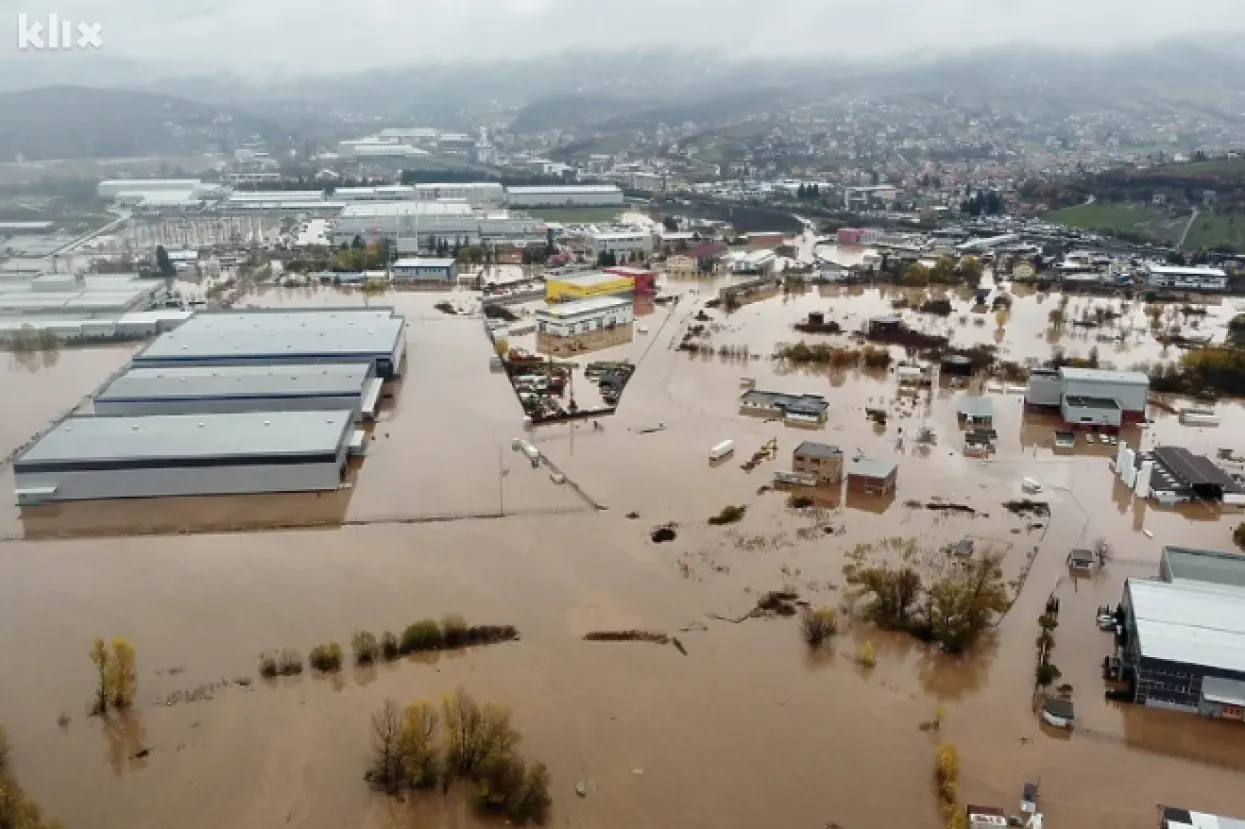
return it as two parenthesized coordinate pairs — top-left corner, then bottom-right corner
(3, 212), (1245, 829)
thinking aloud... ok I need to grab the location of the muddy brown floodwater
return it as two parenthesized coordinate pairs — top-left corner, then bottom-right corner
(1, 281), (1244, 829)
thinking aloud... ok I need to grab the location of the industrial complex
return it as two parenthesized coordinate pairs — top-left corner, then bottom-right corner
(1112, 546), (1245, 718)
(12, 306), (407, 505)
(1025, 366), (1150, 427)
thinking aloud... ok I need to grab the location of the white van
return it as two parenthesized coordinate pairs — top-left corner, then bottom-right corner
(710, 440), (735, 462)
(1021, 477), (1043, 494)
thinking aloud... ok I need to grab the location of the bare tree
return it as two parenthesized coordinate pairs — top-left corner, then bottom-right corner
(368, 700), (405, 793)
(1092, 537), (1115, 567)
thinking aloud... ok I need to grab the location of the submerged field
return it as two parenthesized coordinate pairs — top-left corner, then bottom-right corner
(1, 277), (1244, 828)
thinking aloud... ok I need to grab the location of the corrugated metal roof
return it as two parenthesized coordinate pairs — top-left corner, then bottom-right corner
(956, 395), (994, 417)
(98, 363), (372, 402)
(794, 441), (841, 459)
(1201, 677), (1245, 707)
(15, 411), (353, 465)
(1058, 367), (1149, 385)
(1165, 809), (1245, 829)
(848, 458), (898, 480)
(1163, 546), (1245, 588)
(137, 313), (404, 361)
(535, 296), (631, 319)
(1127, 578), (1245, 673)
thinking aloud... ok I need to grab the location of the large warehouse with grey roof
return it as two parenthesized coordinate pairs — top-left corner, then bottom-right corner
(133, 308), (407, 378)
(1113, 546), (1245, 718)
(93, 363), (381, 421)
(13, 411), (356, 504)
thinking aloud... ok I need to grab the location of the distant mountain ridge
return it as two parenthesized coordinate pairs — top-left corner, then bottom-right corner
(0, 86), (294, 162)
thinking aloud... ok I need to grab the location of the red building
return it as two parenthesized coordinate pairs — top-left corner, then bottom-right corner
(837, 228), (863, 245)
(604, 266), (656, 295)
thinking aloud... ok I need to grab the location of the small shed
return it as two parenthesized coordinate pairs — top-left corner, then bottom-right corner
(1053, 430), (1076, 450)
(1068, 548), (1095, 573)
(957, 395), (995, 427)
(950, 538), (975, 557)
(846, 458), (898, 496)
(1040, 696), (1074, 729)
(966, 805), (1008, 829)
(1198, 676), (1245, 721)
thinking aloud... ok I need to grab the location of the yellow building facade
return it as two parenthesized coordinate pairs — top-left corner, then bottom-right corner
(545, 272), (635, 302)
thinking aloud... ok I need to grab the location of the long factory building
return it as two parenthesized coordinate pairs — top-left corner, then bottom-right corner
(14, 411), (358, 504)
(94, 363), (382, 421)
(132, 308), (407, 378)
(13, 306), (407, 505)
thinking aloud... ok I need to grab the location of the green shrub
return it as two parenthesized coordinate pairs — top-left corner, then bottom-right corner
(441, 614), (469, 648)
(787, 494), (815, 509)
(475, 753), (552, 825)
(309, 643), (343, 673)
(708, 505), (747, 525)
(800, 607), (839, 647)
(380, 631), (401, 661)
(352, 631), (379, 664)
(278, 648), (304, 676)
(258, 653), (278, 679)
(401, 619), (443, 654)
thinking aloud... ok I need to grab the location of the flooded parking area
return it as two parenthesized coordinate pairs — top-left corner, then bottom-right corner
(1, 278), (1244, 829)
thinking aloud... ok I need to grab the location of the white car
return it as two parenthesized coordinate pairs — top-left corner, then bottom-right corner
(1085, 433), (1095, 444)
(1097, 614), (1116, 630)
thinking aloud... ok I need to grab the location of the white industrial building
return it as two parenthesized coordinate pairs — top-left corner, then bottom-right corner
(535, 296), (634, 337)
(331, 202), (545, 248)
(333, 182), (504, 206)
(1144, 264), (1229, 291)
(98, 179), (202, 199)
(587, 230), (654, 257)
(0, 273), (167, 319)
(133, 308), (408, 378)
(504, 185), (624, 208)
(13, 410), (356, 504)
(94, 363), (381, 421)
(219, 190), (344, 214)
(1025, 366), (1149, 426)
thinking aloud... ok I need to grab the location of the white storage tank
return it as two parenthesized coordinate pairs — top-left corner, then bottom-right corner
(1134, 460), (1154, 497)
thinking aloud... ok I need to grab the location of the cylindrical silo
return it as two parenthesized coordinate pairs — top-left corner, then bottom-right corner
(1115, 442), (1127, 473)
(1121, 448), (1136, 482)
(1134, 460), (1154, 498)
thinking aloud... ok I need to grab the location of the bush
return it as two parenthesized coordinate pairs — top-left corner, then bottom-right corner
(1235, 522), (1245, 552)
(934, 743), (959, 806)
(401, 619), (444, 654)
(787, 494), (815, 509)
(380, 631), (401, 661)
(278, 648), (304, 676)
(258, 654), (278, 678)
(856, 640), (876, 667)
(708, 505), (747, 525)
(800, 607), (839, 647)
(352, 631), (379, 665)
(0, 725), (9, 770)
(476, 753), (552, 825)
(309, 643), (344, 673)
(441, 614), (469, 648)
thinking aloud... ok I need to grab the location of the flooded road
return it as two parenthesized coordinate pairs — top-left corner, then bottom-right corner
(1, 281), (1244, 828)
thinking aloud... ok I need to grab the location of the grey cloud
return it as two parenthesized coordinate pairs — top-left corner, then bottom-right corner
(4, 0), (1241, 73)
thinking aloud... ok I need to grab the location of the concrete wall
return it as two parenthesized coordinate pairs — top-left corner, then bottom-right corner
(1026, 371), (1063, 407)
(93, 395), (363, 421)
(793, 453), (843, 484)
(15, 460), (345, 503)
(1061, 400), (1123, 427)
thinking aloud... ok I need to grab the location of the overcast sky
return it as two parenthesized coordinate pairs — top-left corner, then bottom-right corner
(4, 0), (1241, 74)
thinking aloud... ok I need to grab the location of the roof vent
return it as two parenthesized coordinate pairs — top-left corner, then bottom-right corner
(264, 420), (271, 426)
(198, 422), (205, 428)
(131, 424), (139, 431)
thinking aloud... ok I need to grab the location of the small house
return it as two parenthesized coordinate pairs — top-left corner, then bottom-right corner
(1041, 696), (1074, 729)
(1068, 548), (1095, 573)
(966, 805), (1008, 829)
(846, 458), (898, 496)
(957, 395), (994, 428)
(950, 538), (975, 557)
(792, 441), (844, 486)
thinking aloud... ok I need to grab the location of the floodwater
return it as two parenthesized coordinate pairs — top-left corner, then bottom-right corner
(2, 281), (1245, 829)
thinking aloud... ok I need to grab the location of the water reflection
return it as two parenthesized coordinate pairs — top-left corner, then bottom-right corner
(102, 709), (149, 777)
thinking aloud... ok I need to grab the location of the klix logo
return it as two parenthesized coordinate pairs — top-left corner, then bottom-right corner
(16, 12), (104, 50)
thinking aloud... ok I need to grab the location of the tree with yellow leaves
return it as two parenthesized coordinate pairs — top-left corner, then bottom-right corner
(89, 639), (110, 715)
(88, 638), (137, 714)
(400, 701), (440, 788)
(108, 639), (137, 709)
